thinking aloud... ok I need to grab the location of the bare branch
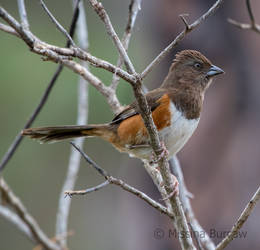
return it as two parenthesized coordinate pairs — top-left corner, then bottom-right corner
(65, 181), (110, 196)
(42, 44), (135, 83)
(110, 0), (142, 90)
(68, 142), (173, 218)
(0, 6), (34, 47)
(141, 0), (224, 79)
(216, 186), (260, 250)
(228, 0), (260, 33)
(0, 23), (20, 37)
(0, 178), (59, 250)
(170, 157), (215, 250)
(55, 1), (87, 248)
(89, 0), (136, 74)
(246, 0), (255, 23)
(17, 0), (29, 29)
(0, 205), (34, 243)
(39, 0), (76, 46)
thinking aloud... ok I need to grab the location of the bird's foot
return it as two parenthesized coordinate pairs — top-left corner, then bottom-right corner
(149, 141), (169, 165)
(160, 174), (179, 200)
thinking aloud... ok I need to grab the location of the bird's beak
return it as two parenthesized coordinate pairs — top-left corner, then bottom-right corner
(207, 65), (224, 77)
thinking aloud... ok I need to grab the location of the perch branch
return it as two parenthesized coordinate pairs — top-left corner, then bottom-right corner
(216, 185), (260, 250)
(88, 2), (203, 249)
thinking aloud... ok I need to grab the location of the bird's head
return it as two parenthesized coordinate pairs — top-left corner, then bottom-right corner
(162, 50), (224, 92)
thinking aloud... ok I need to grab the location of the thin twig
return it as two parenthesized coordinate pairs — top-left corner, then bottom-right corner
(0, 23), (20, 37)
(65, 181), (109, 196)
(17, 0), (29, 30)
(141, 0), (224, 79)
(89, 0), (136, 74)
(70, 142), (109, 177)
(216, 186), (260, 250)
(68, 142), (173, 218)
(228, 0), (260, 34)
(55, 1), (87, 248)
(179, 14), (191, 31)
(246, 0), (255, 24)
(0, 66), (62, 172)
(170, 157), (215, 250)
(39, 0), (76, 46)
(0, 6), (34, 47)
(110, 0), (142, 90)
(0, 178), (59, 250)
(0, 205), (34, 243)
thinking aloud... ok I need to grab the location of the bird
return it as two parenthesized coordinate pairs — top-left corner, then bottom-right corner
(22, 50), (224, 162)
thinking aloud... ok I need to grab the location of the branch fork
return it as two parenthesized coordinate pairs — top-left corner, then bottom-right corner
(179, 14), (191, 31)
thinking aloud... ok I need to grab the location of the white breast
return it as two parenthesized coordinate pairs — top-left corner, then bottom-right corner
(126, 103), (199, 160)
(161, 102), (199, 157)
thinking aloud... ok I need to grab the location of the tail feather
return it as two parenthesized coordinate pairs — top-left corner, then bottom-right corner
(22, 125), (109, 143)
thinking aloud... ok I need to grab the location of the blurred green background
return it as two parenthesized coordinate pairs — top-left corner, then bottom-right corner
(1, 0), (260, 250)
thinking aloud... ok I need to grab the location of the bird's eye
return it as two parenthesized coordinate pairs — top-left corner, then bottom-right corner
(194, 62), (202, 69)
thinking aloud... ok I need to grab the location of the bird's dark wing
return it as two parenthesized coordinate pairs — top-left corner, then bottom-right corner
(111, 88), (167, 124)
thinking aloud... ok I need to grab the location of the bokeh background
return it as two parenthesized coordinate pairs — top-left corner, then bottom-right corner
(1, 0), (260, 249)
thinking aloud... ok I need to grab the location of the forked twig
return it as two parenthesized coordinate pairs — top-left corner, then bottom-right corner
(66, 142), (173, 218)
(228, 0), (260, 34)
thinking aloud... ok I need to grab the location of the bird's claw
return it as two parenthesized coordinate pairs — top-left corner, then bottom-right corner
(149, 141), (169, 165)
(160, 174), (179, 201)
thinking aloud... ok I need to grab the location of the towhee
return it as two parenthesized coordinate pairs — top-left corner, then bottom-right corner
(22, 50), (224, 161)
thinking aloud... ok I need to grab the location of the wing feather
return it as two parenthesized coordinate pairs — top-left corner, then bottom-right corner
(111, 88), (167, 124)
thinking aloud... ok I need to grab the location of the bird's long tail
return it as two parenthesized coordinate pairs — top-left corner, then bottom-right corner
(22, 125), (112, 143)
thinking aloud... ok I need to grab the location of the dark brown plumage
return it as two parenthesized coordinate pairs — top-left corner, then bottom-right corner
(22, 50), (224, 160)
